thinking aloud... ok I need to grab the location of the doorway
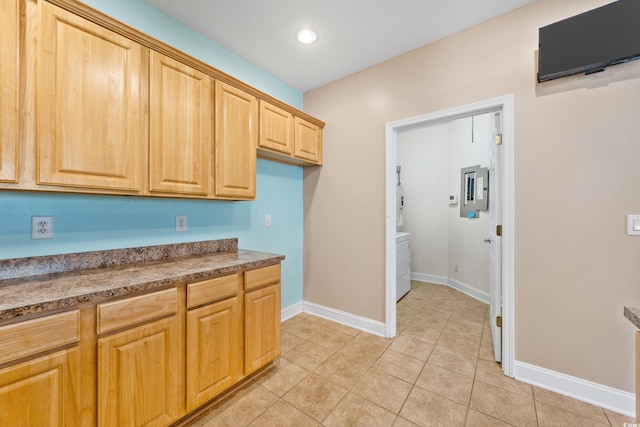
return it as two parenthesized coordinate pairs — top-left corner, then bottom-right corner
(384, 95), (515, 377)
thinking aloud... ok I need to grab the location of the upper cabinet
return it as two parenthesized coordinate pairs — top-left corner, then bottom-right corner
(258, 100), (323, 166)
(149, 52), (213, 196)
(0, 0), (19, 183)
(37, 2), (146, 192)
(0, 0), (324, 200)
(214, 81), (258, 200)
(294, 117), (323, 165)
(259, 100), (294, 155)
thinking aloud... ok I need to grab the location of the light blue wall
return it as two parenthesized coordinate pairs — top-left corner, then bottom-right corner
(0, 160), (303, 308)
(80, 0), (302, 107)
(0, 0), (304, 309)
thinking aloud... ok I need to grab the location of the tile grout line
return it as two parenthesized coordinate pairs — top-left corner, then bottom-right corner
(193, 282), (633, 426)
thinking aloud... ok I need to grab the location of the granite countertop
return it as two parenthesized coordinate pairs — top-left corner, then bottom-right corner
(624, 307), (640, 330)
(0, 239), (284, 323)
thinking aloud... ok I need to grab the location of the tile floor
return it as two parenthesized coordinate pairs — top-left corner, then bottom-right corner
(190, 281), (635, 426)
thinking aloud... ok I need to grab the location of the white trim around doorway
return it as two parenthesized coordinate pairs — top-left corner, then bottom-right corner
(384, 94), (516, 377)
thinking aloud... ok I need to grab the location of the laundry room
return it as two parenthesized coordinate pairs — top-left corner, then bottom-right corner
(396, 112), (495, 302)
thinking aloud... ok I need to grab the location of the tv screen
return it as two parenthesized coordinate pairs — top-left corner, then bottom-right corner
(538, 0), (640, 82)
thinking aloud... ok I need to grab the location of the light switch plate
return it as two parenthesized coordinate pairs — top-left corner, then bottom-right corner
(627, 214), (640, 236)
(176, 215), (187, 232)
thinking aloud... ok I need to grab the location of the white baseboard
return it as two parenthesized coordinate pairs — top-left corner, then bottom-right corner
(281, 300), (386, 337)
(447, 278), (490, 305)
(281, 301), (304, 322)
(411, 272), (490, 304)
(296, 301), (386, 337)
(514, 360), (636, 418)
(282, 296), (635, 418)
(411, 272), (448, 286)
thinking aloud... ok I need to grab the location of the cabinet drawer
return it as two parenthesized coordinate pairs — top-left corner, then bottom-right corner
(187, 274), (239, 308)
(244, 264), (280, 291)
(0, 310), (79, 365)
(97, 288), (177, 334)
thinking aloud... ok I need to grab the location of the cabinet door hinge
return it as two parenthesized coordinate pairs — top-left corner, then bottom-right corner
(496, 316), (502, 328)
(496, 225), (502, 236)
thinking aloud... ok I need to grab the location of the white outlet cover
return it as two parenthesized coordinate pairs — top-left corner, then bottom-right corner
(176, 215), (187, 232)
(31, 216), (54, 239)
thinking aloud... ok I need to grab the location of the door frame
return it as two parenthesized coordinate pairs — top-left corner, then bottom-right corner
(384, 94), (515, 377)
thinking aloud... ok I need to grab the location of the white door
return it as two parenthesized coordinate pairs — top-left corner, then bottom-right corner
(488, 112), (503, 362)
(396, 235), (411, 301)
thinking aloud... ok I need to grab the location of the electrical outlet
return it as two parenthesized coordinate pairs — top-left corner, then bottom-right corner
(264, 214), (272, 227)
(454, 263), (459, 273)
(31, 216), (54, 240)
(176, 215), (187, 232)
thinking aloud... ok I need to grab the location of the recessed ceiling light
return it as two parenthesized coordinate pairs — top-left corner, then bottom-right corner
(297, 29), (317, 44)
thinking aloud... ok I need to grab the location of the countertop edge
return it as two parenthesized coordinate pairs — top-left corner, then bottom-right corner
(0, 250), (284, 324)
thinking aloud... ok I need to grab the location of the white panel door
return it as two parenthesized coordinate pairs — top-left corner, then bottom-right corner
(489, 112), (503, 363)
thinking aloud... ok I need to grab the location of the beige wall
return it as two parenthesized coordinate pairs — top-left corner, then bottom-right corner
(303, 0), (640, 393)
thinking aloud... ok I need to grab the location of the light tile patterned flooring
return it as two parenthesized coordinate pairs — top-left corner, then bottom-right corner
(191, 281), (635, 426)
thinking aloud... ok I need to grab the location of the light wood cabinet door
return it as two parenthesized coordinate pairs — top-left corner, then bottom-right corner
(259, 100), (293, 155)
(149, 52), (213, 196)
(37, 2), (145, 192)
(294, 117), (322, 164)
(214, 81), (257, 199)
(186, 296), (240, 411)
(0, 0), (19, 183)
(245, 284), (281, 375)
(0, 348), (81, 426)
(98, 315), (180, 427)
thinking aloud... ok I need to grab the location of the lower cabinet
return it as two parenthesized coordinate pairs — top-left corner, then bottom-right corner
(0, 309), (81, 426)
(98, 316), (181, 427)
(0, 263), (281, 427)
(244, 265), (281, 375)
(0, 348), (81, 426)
(97, 288), (181, 427)
(186, 292), (241, 411)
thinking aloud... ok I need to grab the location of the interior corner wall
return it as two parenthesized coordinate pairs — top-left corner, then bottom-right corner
(447, 115), (492, 295)
(396, 125), (449, 278)
(1, 0), (305, 310)
(303, 0), (639, 396)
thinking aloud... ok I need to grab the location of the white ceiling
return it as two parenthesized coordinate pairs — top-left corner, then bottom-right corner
(146, 0), (535, 92)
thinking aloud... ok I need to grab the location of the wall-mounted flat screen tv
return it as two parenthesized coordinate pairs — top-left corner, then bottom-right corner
(537, 0), (640, 83)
